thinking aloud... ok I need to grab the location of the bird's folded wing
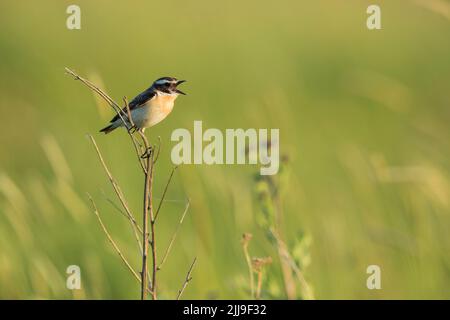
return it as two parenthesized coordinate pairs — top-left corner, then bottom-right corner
(109, 88), (156, 123)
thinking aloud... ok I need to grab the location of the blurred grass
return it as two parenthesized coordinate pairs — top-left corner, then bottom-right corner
(0, 0), (449, 299)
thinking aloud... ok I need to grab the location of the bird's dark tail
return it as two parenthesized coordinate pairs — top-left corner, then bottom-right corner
(99, 124), (116, 134)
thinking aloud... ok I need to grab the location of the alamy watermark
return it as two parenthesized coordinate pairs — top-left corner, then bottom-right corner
(367, 5), (381, 30)
(66, 5), (81, 30)
(66, 265), (81, 290)
(171, 121), (280, 175)
(366, 265), (381, 290)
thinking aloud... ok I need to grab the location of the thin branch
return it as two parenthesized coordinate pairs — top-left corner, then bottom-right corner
(101, 190), (152, 289)
(65, 67), (146, 172)
(100, 190), (143, 255)
(87, 194), (141, 283)
(88, 134), (143, 245)
(251, 257), (272, 300)
(157, 200), (190, 270)
(100, 189), (129, 220)
(140, 131), (157, 300)
(88, 194), (153, 295)
(256, 270), (263, 300)
(123, 96), (134, 128)
(269, 178), (298, 300)
(148, 147), (157, 300)
(154, 166), (179, 222)
(153, 136), (162, 163)
(176, 257), (197, 300)
(123, 96), (148, 173)
(270, 228), (314, 300)
(241, 233), (255, 298)
(65, 68), (126, 126)
(102, 190), (142, 233)
(141, 141), (151, 300)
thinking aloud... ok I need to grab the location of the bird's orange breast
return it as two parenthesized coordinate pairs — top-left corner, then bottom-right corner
(150, 94), (177, 114)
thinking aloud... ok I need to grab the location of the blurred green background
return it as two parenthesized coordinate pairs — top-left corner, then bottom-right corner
(0, 0), (449, 299)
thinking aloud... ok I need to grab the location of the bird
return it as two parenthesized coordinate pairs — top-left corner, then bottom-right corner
(100, 77), (186, 134)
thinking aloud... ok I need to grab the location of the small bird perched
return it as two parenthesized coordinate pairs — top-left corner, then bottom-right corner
(100, 77), (186, 134)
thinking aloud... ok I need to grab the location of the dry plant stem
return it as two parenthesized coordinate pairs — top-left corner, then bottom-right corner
(88, 194), (153, 295)
(287, 256), (314, 300)
(176, 257), (197, 300)
(153, 136), (162, 164)
(65, 68), (127, 126)
(271, 190), (297, 300)
(148, 152), (157, 299)
(277, 244), (296, 299)
(158, 200), (190, 270)
(88, 135), (143, 252)
(154, 165), (178, 222)
(65, 68), (145, 173)
(255, 271), (263, 300)
(88, 195), (141, 284)
(101, 191), (150, 268)
(123, 96), (147, 174)
(139, 131), (157, 300)
(101, 189), (130, 220)
(123, 96), (134, 128)
(140, 137), (151, 299)
(141, 154), (150, 300)
(65, 67), (143, 227)
(270, 229), (314, 300)
(242, 244), (255, 298)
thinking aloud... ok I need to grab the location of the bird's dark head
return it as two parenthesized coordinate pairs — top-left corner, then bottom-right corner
(153, 77), (186, 95)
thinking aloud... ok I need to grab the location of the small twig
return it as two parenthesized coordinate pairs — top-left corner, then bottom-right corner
(65, 68), (128, 128)
(153, 136), (162, 163)
(176, 257), (197, 300)
(87, 194), (141, 283)
(241, 233), (255, 298)
(264, 176), (297, 300)
(123, 96), (147, 173)
(123, 96), (134, 128)
(100, 189), (129, 220)
(157, 200), (190, 270)
(88, 135), (143, 247)
(252, 257), (272, 300)
(66, 67), (145, 172)
(100, 189), (143, 254)
(88, 194), (153, 295)
(139, 131), (157, 300)
(256, 270), (263, 300)
(154, 165), (179, 222)
(148, 149), (157, 299)
(100, 193), (143, 236)
(141, 139), (152, 300)
(270, 229), (314, 300)
(100, 190), (152, 289)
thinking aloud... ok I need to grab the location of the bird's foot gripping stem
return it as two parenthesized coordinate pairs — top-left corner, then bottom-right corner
(141, 146), (154, 159)
(127, 125), (137, 134)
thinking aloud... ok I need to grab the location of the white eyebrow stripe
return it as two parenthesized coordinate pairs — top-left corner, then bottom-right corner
(155, 79), (176, 85)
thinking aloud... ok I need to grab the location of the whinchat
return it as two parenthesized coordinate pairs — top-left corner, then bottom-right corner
(100, 77), (186, 134)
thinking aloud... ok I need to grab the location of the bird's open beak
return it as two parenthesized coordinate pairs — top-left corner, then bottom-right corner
(175, 80), (187, 95)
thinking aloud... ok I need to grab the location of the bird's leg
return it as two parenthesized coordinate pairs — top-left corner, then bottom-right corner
(127, 124), (137, 134)
(139, 129), (153, 159)
(141, 146), (153, 159)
